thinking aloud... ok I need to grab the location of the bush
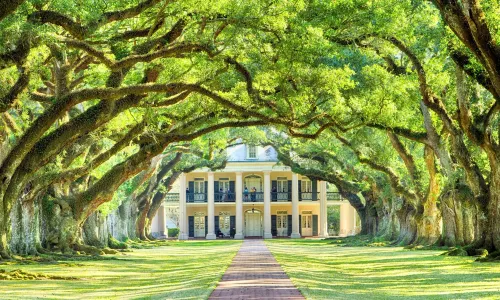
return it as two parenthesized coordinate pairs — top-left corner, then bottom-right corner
(168, 228), (179, 238)
(108, 236), (128, 249)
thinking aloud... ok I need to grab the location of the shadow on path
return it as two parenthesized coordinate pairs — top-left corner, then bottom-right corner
(209, 240), (304, 300)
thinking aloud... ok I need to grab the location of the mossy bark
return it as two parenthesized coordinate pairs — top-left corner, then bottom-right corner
(415, 146), (441, 245)
(395, 201), (417, 245)
(82, 211), (109, 248)
(440, 185), (476, 246)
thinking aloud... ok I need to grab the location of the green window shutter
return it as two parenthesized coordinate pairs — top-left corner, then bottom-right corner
(287, 215), (293, 236)
(215, 216), (219, 234)
(272, 181), (277, 201)
(299, 215), (302, 235)
(312, 180), (318, 200)
(230, 216), (236, 230)
(298, 180), (302, 201)
(313, 215), (318, 236)
(188, 216), (194, 237)
(271, 215), (277, 236)
(188, 181), (194, 202)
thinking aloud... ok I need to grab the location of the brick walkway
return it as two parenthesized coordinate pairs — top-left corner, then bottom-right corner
(209, 240), (305, 299)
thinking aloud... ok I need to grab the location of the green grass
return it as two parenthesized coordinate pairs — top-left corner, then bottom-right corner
(1, 240), (242, 299)
(265, 239), (500, 300)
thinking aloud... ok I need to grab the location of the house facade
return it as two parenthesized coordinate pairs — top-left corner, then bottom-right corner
(151, 144), (359, 239)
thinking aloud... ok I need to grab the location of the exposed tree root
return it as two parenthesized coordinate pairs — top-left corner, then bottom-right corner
(0, 250), (12, 260)
(0, 268), (78, 280)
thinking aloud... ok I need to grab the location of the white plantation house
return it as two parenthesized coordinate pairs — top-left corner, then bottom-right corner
(150, 144), (359, 239)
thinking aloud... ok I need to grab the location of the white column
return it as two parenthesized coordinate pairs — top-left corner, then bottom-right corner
(340, 202), (354, 237)
(319, 181), (329, 238)
(263, 171), (272, 239)
(291, 173), (301, 238)
(206, 172), (216, 239)
(158, 205), (166, 237)
(178, 173), (188, 240)
(234, 172), (244, 239)
(351, 205), (357, 236)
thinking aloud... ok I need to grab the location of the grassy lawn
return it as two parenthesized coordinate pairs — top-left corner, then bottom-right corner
(266, 239), (500, 300)
(1, 240), (242, 300)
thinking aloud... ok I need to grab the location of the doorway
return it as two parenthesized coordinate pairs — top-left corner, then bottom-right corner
(194, 213), (205, 237)
(245, 210), (262, 237)
(301, 212), (313, 236)
(277, 211), (288, 237)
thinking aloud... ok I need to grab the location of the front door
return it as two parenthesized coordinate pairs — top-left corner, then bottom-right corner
(277, 214), (288, 236)
(245, 211), (262, 236)
(301, 214), (313, 236)
(194, 215), (205, 237)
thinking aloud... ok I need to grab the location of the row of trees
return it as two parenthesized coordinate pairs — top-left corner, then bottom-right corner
(0, 0), (499, 259)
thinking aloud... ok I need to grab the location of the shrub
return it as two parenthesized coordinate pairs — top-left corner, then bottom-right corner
(108, 236), (128, 249)
(168, 228), (179, 238)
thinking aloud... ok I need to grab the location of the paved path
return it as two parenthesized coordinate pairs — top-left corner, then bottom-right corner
(209, 240), (305, 300)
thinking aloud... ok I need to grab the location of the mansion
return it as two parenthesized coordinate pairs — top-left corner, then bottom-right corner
(151, 144), (359, 239)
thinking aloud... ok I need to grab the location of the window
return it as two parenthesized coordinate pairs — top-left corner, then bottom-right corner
(277, 177), (288, 192)
(301, 179), (312, 192)
(194, 178), (205, 193)
(247, 145), (257, 159)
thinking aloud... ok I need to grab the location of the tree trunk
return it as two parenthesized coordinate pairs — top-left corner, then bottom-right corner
(483, 154), (500, 253)
(136, 201), (151, 241)
(415, 146), (441, 245)
(395, 201), (417, 245)
(82, 211), (109, 248)
(440, 185), (475, 247)
(9, 194), (40, 255)
(358, 191), (378, 235)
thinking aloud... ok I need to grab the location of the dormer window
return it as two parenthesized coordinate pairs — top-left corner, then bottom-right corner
(247, 145), (257, 159)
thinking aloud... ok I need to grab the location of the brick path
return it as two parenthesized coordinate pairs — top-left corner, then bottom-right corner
(209, 240), (305, 299)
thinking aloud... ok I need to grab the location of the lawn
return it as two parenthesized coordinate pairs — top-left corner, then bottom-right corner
(1, 240), (242, 300)
(265, 239), (500, 300)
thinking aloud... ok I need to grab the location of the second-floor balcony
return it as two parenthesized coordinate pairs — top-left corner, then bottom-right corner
(165, 191), (344, 205)
(243, 192), (264, 202)
(215, 192), (235, 203)
(271, 192), (291, 202)
(187, 193), (207, 203)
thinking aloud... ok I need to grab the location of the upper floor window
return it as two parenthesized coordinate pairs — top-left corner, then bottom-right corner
(247, 145), (257, 159)
(301, 179), (312, 192)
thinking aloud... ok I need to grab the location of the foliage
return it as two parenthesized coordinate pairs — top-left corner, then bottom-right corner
(168, 227), (179, 238)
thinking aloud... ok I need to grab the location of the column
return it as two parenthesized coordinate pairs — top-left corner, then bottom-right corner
(339, 202), (353, 237)
(206, 172), (216, 239)
(263, 171), (272, 239)
(291, 173), (301, 238)
(351, 205), (357, 235)
(234, 172), (244, 239)
(178, 173), (188, 240)
(158, 205), (166, 237)
(319, 181), (329, 238)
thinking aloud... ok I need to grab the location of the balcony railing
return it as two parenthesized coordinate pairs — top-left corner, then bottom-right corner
(164, 191), (342, 204)
(187, 193), (207, 203)
(165, 193), (179, 202)
(271, 192), (291, 202)
(327, 192), (343, 201)
(214, 192), (235, 203)
(300, 192), (319, 201)
(243, 192), (264, 202)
